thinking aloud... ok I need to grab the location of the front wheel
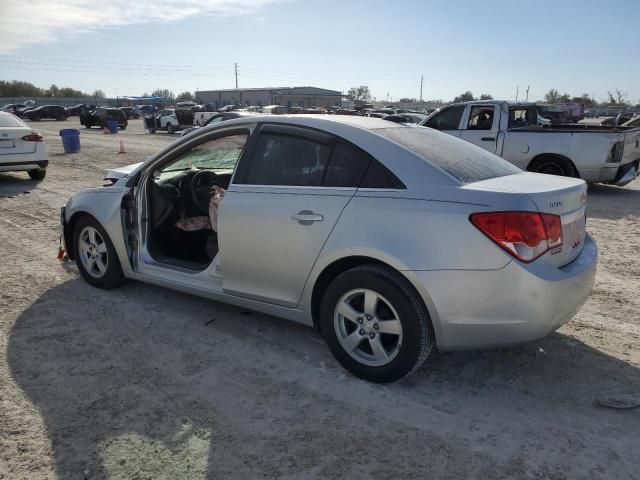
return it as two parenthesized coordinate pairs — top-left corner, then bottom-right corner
(73, 216), (124, 289)
(320, 265), (434, 383)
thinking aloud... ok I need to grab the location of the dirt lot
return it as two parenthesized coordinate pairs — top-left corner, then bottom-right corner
(1, 119), (639, 480)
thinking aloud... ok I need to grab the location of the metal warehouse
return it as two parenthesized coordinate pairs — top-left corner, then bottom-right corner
(194, 86), (342, 109)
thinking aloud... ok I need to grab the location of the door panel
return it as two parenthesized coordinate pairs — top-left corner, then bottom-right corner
(219, 185), (353, 307)
(459, 105), (499, 153)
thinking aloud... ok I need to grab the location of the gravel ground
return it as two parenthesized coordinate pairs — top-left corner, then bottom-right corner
(1, 119), (639, 480)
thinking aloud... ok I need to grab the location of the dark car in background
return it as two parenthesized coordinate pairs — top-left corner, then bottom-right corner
(80, 107), (128, 130)
(120, 107), (139, 119)
(67, 104), (88, 116)
(23, 105), (68, 121)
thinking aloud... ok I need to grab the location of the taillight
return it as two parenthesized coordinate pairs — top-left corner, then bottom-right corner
(470, 211), (563, 263)
(22, 133), (43, 142)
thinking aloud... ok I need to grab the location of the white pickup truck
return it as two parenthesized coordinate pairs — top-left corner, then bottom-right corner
(422, 100), (640, 186)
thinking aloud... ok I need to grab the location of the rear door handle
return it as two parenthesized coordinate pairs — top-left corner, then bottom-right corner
(481, 136), (496, 141)
(292, 210), (323, 224)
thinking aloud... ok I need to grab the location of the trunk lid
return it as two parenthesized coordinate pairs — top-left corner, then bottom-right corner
(0, 127), (38, 155)
(466, 172), (588, 267)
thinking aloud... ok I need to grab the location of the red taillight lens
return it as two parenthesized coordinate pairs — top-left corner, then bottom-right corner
(470, 211), (563, 263)
(22, 133), (43, 142)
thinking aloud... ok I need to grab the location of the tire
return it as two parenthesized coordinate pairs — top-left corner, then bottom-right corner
(149, 129), (156, 134)
(320, 264), (434, 383)
(32, 114), (41, 121)
(120, 125), (126, 130)
(72, 216), (125, 289)
(528, 155), (576, 177)
(28, 168), (46, 180)
(167, 123), (174, 134)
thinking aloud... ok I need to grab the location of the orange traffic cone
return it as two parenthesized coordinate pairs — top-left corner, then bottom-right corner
(118, 140), (126, 154)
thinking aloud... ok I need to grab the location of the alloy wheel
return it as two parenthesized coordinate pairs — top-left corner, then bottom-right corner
(78, 226), (108, 278)
(334, 288), (403, 367)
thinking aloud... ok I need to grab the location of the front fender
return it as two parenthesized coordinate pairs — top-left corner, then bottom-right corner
(63, 187), (132, 274)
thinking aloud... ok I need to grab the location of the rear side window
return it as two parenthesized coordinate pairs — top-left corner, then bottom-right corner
(323, 141), (370, 187)
(424, 105), (465, 130)
(377, 127), (521, 184)
(361, 160), (405, 189)
(243, 133), (331, 186)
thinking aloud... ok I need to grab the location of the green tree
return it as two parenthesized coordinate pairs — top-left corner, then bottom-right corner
(571, 94), (596, 107)
(176, 91), (194, 102)
(453, 91), (475, 102)
(0, 80), (45, 97)
(479, 94), (493, 100)
(92, 89), (106, 99)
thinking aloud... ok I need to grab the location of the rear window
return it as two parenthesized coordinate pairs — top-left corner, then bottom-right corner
(377, 127), (521, 184)
(0, 114), (26, 127)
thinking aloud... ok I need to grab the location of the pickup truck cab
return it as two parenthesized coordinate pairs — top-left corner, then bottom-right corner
(422, 100), (640, 186)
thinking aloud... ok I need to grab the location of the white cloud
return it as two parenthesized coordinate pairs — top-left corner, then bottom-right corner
(0, 0), (282, 52)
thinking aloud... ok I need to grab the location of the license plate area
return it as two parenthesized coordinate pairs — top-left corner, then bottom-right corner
(0, 139), (15, 149)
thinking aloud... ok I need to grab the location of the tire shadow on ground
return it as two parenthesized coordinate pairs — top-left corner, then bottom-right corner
(0, 172), (40, 197)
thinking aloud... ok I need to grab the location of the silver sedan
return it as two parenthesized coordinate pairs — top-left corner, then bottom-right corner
(60, 115), (597, 382)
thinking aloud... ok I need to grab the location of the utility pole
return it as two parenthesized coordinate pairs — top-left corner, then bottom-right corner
(420, 75), (424, 103)
(515, 85), (519, 102)
(525, 85), (530, 102)
(234, 63), (238, 89)
(386, 91), (389, 103)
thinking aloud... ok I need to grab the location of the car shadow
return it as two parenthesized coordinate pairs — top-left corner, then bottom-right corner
(587, 183), (640, 220)
(0, 172), (40, 197)
(7, 279), (640, 479)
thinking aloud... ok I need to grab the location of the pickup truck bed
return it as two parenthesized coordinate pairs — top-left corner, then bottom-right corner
(422, 101), (640, 186)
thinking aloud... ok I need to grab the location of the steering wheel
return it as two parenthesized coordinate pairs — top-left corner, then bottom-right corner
(190, 169), (222, 212)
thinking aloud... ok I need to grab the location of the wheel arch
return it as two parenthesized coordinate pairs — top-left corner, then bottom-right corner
(527, 153), (580, 178)
(309, 255), (442, 345)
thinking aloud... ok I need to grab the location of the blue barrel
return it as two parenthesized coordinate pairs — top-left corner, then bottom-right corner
(107, 120), (118, 134)
(59, 129), (80, 153)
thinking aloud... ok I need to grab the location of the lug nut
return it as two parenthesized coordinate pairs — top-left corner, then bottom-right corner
(373, 323), (379, 330)
(357, 318), (363, 324)
(359, 329), (365, 335)
(366, 315), (372, 320)
(369, 333), (375, 339)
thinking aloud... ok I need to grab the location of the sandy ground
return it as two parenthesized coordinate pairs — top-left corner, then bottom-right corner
(0, 119), (638, 480)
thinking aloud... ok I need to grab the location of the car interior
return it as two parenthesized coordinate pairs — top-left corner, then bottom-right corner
(146, 132), (248, 269)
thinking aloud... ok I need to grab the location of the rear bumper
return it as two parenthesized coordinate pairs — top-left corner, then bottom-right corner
(410, 234), (597, 351)
(0, 159), (48, 172)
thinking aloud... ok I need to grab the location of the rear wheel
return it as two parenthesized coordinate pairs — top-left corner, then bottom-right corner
(528, 156), (576, 177)
(73, 216), (124, 289)
(120, 125), (126, 130)
(320, 265), (434, 383)
(28, 168), (46, 180)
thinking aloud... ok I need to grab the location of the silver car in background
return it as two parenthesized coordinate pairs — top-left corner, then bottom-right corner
(0, 111), (49, 180)
(61, 115), (597, 382)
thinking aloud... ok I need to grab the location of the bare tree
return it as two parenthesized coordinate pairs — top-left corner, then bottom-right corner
(607, 88), (627, 105)
(347, 86), (371, 102)
(479, 94), (493, 100)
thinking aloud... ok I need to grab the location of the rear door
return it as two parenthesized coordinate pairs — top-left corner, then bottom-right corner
(422, 105), (465, 137)
(219, 124), (363, 307)
(459, 104), (500, 152)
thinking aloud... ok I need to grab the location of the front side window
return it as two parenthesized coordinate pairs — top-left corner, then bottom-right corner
(424, 105), (465, 130)
(467, 106), (495, 130)
(242, 133), (331, 186)
(162, 133), (248, 174)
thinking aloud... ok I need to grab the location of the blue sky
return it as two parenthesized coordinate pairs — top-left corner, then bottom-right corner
(0, 0), (638, 103)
